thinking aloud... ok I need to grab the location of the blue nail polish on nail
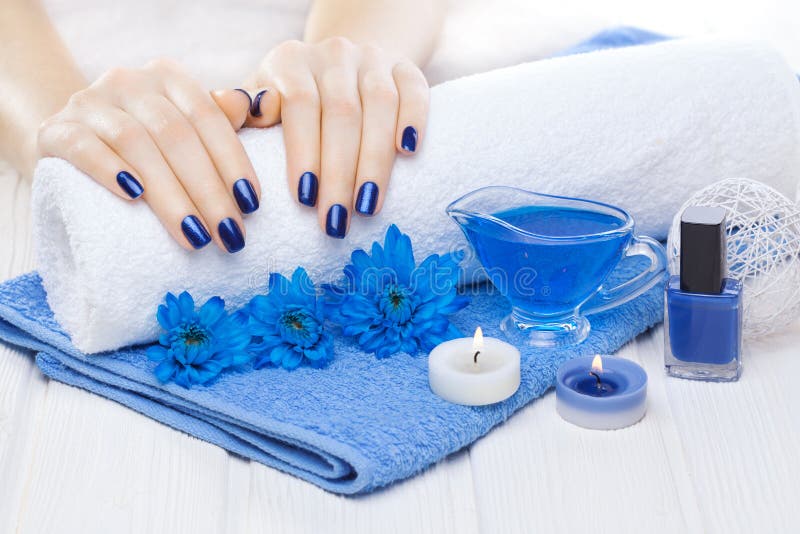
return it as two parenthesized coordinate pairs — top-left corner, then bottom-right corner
(401, 126), (417, 152)
(250, 89), (267, 117)
(356, 181), (379, 215)
(298, 172), (319, 206)
(234, 88), (252, 109)
(218, 218), (245, 253)
(326, 204), (348, 239)
(232, 178), (259, 214)
(116, 171), (143, 199)
(181, 215), (211, 249)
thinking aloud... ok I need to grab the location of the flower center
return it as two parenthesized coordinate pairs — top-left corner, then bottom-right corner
(379, 284), (414, 324)
(181, 324), (208, 346)
(279, 309), (320, 348)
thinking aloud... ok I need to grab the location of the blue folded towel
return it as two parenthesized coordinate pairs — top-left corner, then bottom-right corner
(0, 265), (663, 494)
(555, 26), (669, 56)
(0, 29), (670, 494)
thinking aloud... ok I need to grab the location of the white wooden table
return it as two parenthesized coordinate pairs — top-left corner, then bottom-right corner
(1, 168), (799, 534)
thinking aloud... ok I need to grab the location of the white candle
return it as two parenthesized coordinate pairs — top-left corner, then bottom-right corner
(428, 327), (521, 406)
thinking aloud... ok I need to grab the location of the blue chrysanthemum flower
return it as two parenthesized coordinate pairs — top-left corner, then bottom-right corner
(327, 224), (470, 358)
(248, 267), (334, 370)
(146, 292), (252, 388)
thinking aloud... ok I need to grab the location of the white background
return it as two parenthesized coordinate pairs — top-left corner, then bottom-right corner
(1, 1), (799, 532)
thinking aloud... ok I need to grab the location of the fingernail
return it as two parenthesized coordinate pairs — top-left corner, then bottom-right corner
(355, 181), (379, 216)
(298, 172), (318, 206)
(326, 204), (348, 239)
(250, 89), (267, 117)
(116, 171), (144, 199)
(181, 215), (211, 249)
(218, 218), (245, 253)
(232, 178), (259, 214)
(233, 88), (252, 109)
(401, 126), (418, 153)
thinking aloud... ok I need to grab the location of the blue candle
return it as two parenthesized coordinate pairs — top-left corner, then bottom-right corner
(556, 355), (647, 430)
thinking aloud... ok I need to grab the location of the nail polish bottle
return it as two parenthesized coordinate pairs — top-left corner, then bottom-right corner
(664, 206), (742, 381)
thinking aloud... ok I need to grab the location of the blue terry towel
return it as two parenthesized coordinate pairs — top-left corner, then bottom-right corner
(0, 265), (663, 495)
(554, 26), (669, 57)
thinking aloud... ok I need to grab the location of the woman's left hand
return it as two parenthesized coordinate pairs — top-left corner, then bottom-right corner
(240, 37), (430, 238)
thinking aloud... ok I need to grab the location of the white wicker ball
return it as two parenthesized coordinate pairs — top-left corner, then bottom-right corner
(667, 178), (800, 339)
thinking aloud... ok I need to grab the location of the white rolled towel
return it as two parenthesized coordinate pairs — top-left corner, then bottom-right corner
(32, 38), (800, 354)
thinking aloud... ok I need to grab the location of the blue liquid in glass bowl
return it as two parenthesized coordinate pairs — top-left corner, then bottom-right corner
(462, 205), (631, 316)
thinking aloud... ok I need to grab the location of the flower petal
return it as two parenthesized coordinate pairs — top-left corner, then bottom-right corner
(146, 345), (168, 362)
(303, 336), (333, 363)
(270, 344), (292, 365)
(173, 369), (192, 388)
(282, 348), (304, 370)
(253, 353), (272, 370)
(267, 272), (291, 299)
(178, 291), (195, 318)
(197, 359), (225, 380)
(153, 359), (178, 383)
(165, 292), (180, 312)
(290, 268), (316, 306)
(385, 226), (415, 285)
(156, 304), (177, 330)
(199, 296), (225, 326)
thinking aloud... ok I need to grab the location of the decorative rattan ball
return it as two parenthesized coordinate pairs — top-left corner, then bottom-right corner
(667, 178), (800, 339)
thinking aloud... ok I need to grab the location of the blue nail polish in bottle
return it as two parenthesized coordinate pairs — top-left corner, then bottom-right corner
(664, 206), (742, 381)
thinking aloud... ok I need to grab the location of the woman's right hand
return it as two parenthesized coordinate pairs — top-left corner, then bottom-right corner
(37, 58), (257, 253)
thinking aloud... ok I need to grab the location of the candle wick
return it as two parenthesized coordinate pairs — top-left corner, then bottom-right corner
(589, 371), (602, 388)
(473, 350), (480, 364)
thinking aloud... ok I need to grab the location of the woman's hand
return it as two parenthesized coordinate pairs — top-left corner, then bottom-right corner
(241, 37), (430, 238)
(37, 59), (257, 253)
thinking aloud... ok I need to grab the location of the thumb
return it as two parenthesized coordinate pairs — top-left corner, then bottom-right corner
(240, 86), (282, 128)
(210, 88), (251, 130)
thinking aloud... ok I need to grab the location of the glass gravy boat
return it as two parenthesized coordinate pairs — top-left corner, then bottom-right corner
(447, 186), (667, 348)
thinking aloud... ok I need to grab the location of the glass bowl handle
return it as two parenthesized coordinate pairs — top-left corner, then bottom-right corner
(582, 236), (667, 316)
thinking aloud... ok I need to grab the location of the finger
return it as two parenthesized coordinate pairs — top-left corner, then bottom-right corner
(316, 64), (362, 238)
(37, 120), (145, 201)
(272, 70), (321, 208)
(210, 88), (251, 130)
(392, 61), (429, 155)
(166, 80), (261, 214)
(59, 110), (214, 251)
(122, 94), (246, 253)
(354, 65), (399, 216)
(241, 87), (282, 128)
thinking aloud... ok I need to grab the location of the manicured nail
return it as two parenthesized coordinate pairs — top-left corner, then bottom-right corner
(116, 171), (143, 199)
(326, 204), (348, 239)
(298, 172), (318, 206)
(401, 126), (417, 153)
(232, 178), (259, 214)
(181, 215), (211, 249)
(218, 218), (245, 253)
(250, 89), (267, 117)
(355, 181), (379, 216)
(234, 88), (252, 109)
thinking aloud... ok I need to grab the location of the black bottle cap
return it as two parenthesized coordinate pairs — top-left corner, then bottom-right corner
(680, 206), (727, 294)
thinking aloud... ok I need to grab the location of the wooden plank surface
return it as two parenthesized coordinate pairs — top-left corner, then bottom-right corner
(2, 164), (799, 533)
